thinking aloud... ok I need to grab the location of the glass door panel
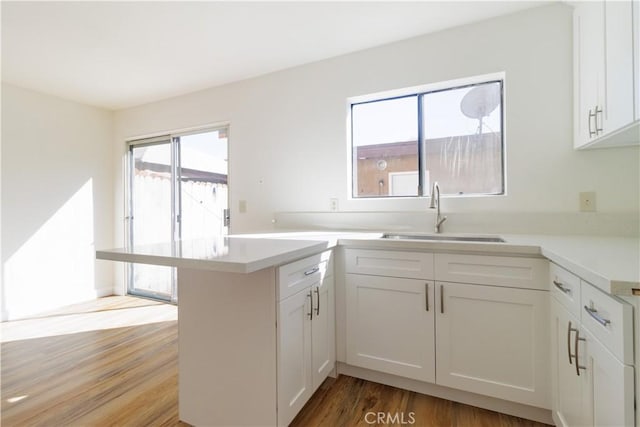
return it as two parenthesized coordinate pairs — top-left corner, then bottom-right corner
(127, 127), (229, 303)
(177, 130), (228, 251)
(129, 141), (174, 300)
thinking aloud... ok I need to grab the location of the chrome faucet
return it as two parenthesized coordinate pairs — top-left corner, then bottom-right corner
(429, 181), (447, 233)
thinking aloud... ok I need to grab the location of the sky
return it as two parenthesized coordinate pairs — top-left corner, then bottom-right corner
(352, 82), (501, 146)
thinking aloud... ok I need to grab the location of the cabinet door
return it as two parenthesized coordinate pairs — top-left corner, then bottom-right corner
(574, 1), (605, 147)
(346, 274), (435, 382)
(603, 0), (634, 133)
(581, 328), (635, 427)
(435, 282), (549, 408)
(635, 0), (640, 121)
(277, 288), (312, 427)
(550, 299), (588, 427)
(311, 274), (335, 391)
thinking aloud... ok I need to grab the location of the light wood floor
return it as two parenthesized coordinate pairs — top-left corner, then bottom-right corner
(1, 296), (551, 426)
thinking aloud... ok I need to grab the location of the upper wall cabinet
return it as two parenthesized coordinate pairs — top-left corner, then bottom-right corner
(574, 0), (639, 149)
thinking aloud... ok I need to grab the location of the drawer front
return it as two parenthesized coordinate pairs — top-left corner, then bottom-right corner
(581, 280), (633, 364)
(278, 250), (333, 301)
(549, 262), (581, 317)
(434, 254), (548, 290)
(345, 249), (434, 279)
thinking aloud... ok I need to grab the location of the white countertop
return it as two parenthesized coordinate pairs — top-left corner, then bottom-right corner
(505, 234), (640, 296)
(96, 231), (640, 296)
(96, 237), (332, 274)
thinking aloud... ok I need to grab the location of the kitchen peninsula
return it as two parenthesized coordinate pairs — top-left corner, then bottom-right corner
(97, 232), (640, 426)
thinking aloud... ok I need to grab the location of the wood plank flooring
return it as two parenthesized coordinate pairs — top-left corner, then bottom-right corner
(1, 296), (551, 426)
(290, 375), (550, 427)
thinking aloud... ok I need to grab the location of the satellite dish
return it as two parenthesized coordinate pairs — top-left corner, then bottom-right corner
(460, 85), (500, 120)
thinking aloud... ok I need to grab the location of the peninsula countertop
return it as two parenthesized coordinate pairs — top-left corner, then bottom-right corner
(96, 236), (332, 274)
(96, 231), (640, 296)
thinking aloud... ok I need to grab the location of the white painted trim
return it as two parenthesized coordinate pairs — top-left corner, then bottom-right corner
(124, 121), (231, 143)
(337, 362), (553, 425)
(347, 71), (506, 105)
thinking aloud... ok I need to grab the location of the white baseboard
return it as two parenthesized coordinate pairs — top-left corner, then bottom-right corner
(337, 362), (553, 425)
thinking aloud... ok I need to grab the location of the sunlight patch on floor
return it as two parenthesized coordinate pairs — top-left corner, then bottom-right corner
(0, 303), (177, 343)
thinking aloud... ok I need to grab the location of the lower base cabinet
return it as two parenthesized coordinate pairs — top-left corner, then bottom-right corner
(436, 282), (550, 409)
(277, 272), (335, 426)
(551, 299), (634, 427)
(346, 273), (435, 383)
(551, 298), (586, 427)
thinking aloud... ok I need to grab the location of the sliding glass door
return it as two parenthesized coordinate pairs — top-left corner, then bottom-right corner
(127, 128), (229, 302)
(129, 139), (174, 300)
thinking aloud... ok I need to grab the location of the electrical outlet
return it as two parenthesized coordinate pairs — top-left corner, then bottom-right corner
(329, 198), (338, 212)
(579, 191), (596, 212)
(239, 200), (247, 213)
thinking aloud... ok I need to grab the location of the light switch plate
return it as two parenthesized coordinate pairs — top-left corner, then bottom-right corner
(579, 191), (596, 212)
(239, 200), (247, 213)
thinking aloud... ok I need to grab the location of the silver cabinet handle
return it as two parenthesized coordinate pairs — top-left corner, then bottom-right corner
(584, 305), (611, 327)
(554, 280), (572, 295)
(595, 106), (603, 134)
(425, 283), (429, 312)
(307, 291), (313, 320)
(574, 328), (586, 376)
(304, 267), (320, 276)
(314, 286), (320, 316)
(440, 285), (444, 314)
(588, 108), (597, 137)
(567, 321), (575, 365)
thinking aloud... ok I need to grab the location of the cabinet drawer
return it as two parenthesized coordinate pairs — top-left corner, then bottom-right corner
(434, 254), (548, 290)
(345, 249), (434, 279)
(580, 280), (633, 364)
(278, 250), (333, 301)
(549, 263), (581, 317)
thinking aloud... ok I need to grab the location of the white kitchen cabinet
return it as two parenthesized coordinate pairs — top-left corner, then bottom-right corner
(574, 0), (639, 148)
(277, 254), (335, 427)
(344, 249), (549, 411)
(277, 287), (313, 425)
(312, 272), (335, 389)
(346, 273), (435, 382)
(635, 0), (640, 120)
(550, 266), (635, 427)
(581, 327), (635, 427)
(550, 298), (590, 427)
(435, 281), (550, 409)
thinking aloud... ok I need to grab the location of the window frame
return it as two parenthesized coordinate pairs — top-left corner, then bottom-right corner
(348, 73), (506, 200)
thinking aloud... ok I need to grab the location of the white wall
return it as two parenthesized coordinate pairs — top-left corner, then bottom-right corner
(1, 83), (114, 320)
(114, 3), (639, 239)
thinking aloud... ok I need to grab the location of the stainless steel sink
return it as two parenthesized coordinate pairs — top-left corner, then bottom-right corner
(381, 233), (505, 243)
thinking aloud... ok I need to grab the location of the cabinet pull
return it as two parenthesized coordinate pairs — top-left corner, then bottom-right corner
(314, 286), (320, 316)
(588, 108), (597, 137)
(584, 305), (611, 327)
(595, 106), (603, 134)
(425, 283), (429, 312)
(304, 266), (320, 276)
(574, 329), (586, 376)
(553, 280), (572, 295)
(440, 285), (444, 314)
(567, 321), (575, 364)
(307, 291), (313, 320)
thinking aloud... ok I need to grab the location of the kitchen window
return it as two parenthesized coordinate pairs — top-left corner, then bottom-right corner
(350, 78), (505, 198)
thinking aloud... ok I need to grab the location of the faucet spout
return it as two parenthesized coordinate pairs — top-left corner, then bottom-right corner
(429, 181), (447, 233)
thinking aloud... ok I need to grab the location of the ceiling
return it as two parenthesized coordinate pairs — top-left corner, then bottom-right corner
(1, 1), (548, 111)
